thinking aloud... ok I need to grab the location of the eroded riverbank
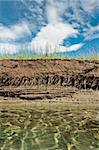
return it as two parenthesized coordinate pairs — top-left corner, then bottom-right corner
(0, 59), (99, 103)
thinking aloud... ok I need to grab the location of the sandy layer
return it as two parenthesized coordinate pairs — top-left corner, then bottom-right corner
(0, 86), (99, 104)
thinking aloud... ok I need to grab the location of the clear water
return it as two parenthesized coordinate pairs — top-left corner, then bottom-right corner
(0, 108), (99, 150)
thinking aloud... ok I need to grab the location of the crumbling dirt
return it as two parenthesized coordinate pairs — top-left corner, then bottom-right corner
(0, 59), (99, 102)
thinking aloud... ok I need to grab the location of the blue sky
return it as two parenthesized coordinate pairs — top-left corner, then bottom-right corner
(0, 0), (99, 56)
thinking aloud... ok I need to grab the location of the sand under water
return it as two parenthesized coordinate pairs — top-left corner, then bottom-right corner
(0, 103), (99, 150)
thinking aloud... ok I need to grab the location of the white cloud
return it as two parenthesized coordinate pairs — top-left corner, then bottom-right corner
(54, 43), (83, 52)
(46, 0), (67, 24)
(0, 21), (32, 55)
(20, 0), (46, 32)
(0, 21), (31, 42)
(67, 43), (84, 51)
(19, 0), (99, 53)
(30, 0), (78, 54)
(0, 43), (18, 55)
(81, 0), (99, 12)
(85, 25), (99, 41)
(34, 0), (44, 4)
(46, 5), (60, 24)
(1, 0), (98, 55)
(31, 23), (77, 53)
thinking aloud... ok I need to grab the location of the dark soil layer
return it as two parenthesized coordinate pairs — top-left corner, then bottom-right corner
(0, 59), (99, 89)
(0, 59), (99, 102)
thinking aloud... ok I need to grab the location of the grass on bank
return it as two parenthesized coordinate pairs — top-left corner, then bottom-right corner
(78, 54), (99, 61)
(0, 53), (67, 59)
(0, 53), (99, 60)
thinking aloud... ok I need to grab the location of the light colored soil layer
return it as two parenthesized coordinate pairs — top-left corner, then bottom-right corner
(0, 86), (99, 104)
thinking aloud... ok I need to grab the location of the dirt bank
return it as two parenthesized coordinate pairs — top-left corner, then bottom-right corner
(0, 59), (99, 102)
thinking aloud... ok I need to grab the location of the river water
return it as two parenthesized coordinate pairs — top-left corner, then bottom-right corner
(0, 107), (99, 150)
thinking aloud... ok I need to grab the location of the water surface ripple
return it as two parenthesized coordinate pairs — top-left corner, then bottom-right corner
(0, 108), (99, 150)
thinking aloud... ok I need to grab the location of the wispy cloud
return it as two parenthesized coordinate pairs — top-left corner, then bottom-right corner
(85, 25), (99, 41)
(54, 43), (84, 52)
(0, 43), (18, 55)
(0, 21), (31, 42)
(81, 0), (99, 12)
(0, 20), (32, 55)
(67, 43), (84, 51)
(46, 0), (66, 24)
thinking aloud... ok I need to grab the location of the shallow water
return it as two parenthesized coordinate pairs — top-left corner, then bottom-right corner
(0, 108), (99, 150)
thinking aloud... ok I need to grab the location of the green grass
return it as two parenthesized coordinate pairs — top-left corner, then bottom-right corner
(0, 53), (99, 60)
(78, 54), (99, 61)
(0, 53), (67, 59)
(88, 54), (99, 60)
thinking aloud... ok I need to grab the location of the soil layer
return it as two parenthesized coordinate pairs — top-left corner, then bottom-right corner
(0, 59), (99, 103)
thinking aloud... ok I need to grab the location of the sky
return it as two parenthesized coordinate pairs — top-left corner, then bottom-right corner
(0, 0), (99, 56)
